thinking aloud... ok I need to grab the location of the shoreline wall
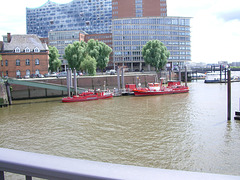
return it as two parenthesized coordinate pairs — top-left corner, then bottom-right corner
(11, 74), (157, 100)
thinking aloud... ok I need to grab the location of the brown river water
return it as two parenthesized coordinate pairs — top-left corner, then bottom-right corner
(0, 80), (240, 179)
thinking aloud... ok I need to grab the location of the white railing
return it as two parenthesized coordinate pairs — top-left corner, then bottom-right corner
(0, 148), (239, 180)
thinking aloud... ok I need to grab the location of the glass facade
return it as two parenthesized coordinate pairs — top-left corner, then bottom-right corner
(112, 16), (191, 68)
(26, 0), (112, 38)
(135, 0), (143, 17)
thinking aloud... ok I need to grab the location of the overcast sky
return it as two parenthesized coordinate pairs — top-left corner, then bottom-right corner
(0, 0), (240, 64)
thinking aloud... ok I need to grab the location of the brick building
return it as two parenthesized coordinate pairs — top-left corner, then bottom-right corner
(0, 33), (49, 78)
(112, 0), (167, 19)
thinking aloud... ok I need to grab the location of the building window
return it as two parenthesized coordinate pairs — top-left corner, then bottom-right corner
(26, 59), (30, 65)
(15, 47), (21, 53)
(25, 47), (30, 53)
(16, 59), (20, 66)
(1, 60), (3, 66)
(26, 69), (30, 76)
(35, 69), (40, 74)
(16, 70), (21, 77)
(5, 60), (8, 66)
(6, 71), (8, 76)
(34, 47), (40, 52)
(35, 59), (39, 65)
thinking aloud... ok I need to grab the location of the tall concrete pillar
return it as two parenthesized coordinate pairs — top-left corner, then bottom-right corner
(121, 68), (125, 89)
(73, 68), (77, 95)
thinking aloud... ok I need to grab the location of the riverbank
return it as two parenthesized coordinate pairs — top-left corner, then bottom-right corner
(10, 73), (159, 100)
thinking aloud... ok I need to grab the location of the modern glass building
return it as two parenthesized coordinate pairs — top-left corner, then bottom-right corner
(26, 0), (112, 38)
(112, 16), (191, 71)
(48, 30), (87, 70)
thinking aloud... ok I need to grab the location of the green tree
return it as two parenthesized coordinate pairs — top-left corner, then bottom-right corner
(85, 39), (100, 60)
(142, 40), (170, 74)
(86, 39), (112, 73)
(64, 41), (86, 71)
(80, 55), (97, 76)
(96, 41), (112, 73)
(48, 46), (61, 72)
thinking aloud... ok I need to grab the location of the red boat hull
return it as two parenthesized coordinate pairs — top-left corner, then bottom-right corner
(62, 93), (113, 103)
(133, 87), (189, 96)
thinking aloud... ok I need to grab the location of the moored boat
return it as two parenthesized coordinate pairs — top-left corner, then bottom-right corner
(133, 81), (189, 96)
(204, 72), (225, 83)
(62, 91), (113, 103)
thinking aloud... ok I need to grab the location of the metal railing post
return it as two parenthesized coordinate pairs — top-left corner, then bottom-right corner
(26, 175), (32, 180)
(0, 171), (4, 180)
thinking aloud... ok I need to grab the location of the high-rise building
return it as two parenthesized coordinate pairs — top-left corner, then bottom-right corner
(26, 0), (191, 70)
(48, 30), (87, 70)
(112, 0), (167, 19)
(112, 16), (191, 71)
(26, 0), (112, 38)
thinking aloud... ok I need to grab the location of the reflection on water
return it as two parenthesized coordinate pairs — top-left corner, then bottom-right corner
(0, 81), (240, 177)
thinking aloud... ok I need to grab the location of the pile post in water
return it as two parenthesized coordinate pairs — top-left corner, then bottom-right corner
(67, 69), (71, 97)
(234, 98), (240, 120)
(178, 65), (181, 82)
(121, 68), (125, 89)
(185, 66), (187, 87)
(73, 68), (77, 95)
(227, 69), (231, 120)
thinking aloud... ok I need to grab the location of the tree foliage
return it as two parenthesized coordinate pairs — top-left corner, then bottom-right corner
(64, 41), (86, 71)
(85, 39), (112, 72)
(142, 40), (170, 72)
(49, 46), (61, 72)
(63, 39), (112, 75)
(80, 55), (97, 76)
(96, 41), (112, 72)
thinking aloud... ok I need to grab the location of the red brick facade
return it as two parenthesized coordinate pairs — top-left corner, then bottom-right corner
(0, 34), (49, 78)
(0, 52), (49, 78)
(112, 0), (167, 19)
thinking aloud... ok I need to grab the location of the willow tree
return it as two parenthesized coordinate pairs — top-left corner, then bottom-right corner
(64, 41), (86, 71)
(96, 41), (112, 73)
(85, 39), (112, 73)
(48, 46), (62, 72)
(80, 55), (97, 76)
(142, 40), (170, 78)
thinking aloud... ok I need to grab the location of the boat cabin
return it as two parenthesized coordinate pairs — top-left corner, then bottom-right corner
(125, 84), (136, 91)
(148, 83), (161, 91)
(167, 81), (180, 86)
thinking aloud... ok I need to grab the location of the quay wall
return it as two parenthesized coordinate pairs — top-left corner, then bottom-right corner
(11, 74), (157, 100)
(0, 78), (9, 106)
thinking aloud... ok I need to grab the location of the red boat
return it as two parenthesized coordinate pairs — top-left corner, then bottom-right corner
(133, 81), (189, 96)
(62, 91), (113, 103)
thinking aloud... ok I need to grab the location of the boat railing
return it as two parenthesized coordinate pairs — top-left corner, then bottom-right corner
(0, 148), (239, 180)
